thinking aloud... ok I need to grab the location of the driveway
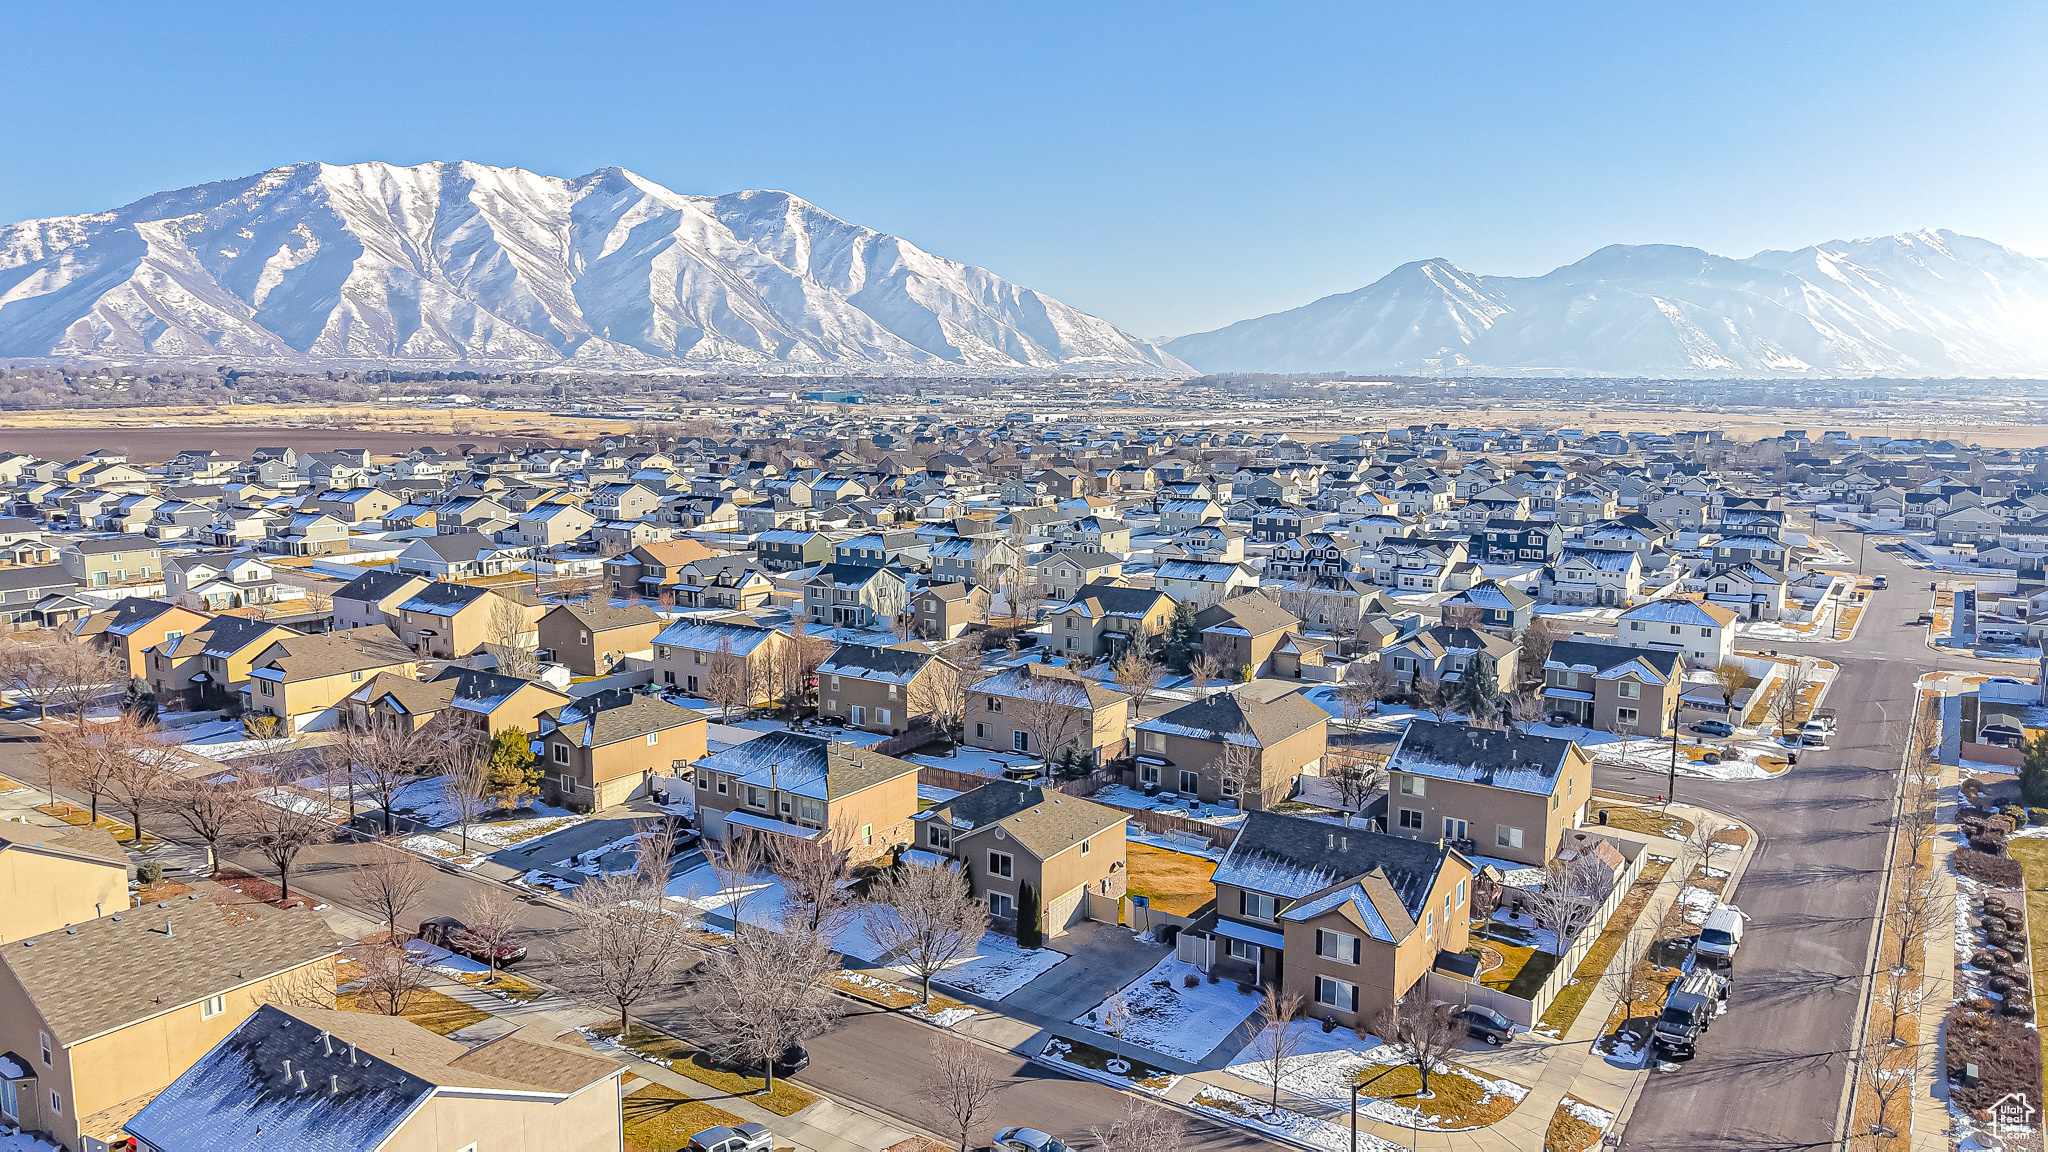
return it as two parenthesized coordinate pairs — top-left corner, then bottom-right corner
(1000, 919), (1169, 1018)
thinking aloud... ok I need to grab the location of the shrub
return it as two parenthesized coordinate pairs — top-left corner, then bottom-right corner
(135, 859), (163, 885)
(1956, 848), (2025, 888)
(2031, 807), (2048, 826)
(2003, 805), (2029, 829)
(1971, 831), (2010, 856)
(1948, 1005), (2045, 1113)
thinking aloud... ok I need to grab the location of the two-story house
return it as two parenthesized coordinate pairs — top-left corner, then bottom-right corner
(691, 730), (918, 859)
(72, 599), (212, 679)
(603, 539), (725, 597)
(394, 583), (536, 659)
(541, 690), (708, 809)
(1437, 579), (1534, 634)
(816, 643), (955, 735)
(912, 581), (991, 640)
(1543, 547), (1642, 608)
(145, 616), (295, 712)
(58, 536), (162, 591)
(802, 563), (908, 629)
(1044, 583), (1176, 658)
(1615, 597), (1735, 669)
(1377, 625), (1518, 694)
(1384, 719), (1592, 866)
(651, 618), (789, 702)
(536, 601), (663, 676)
(331, 570), (430, 631)
(1195, 592), (1302, 680)
(910, 781), (1128, 937)
(965, 662), (1131, 769)
(243, 627), (419, 735)
(1132, 691), (1328, 810)
(1540, 640), (1680, 736)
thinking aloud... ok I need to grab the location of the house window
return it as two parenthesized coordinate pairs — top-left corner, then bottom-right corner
(1456, 879), (1468, 906)
(1139, 763), (1159, 785)
(1496, 824), (1525, 850)
(986, 696), (1001, 712)
(1617, 707), (1639, 726)
(48, 1090), (59, 1117)
(1080, 839), (1091, 855)
(1316, 928), (1360, 964)
(646, 731), (660, 746)
(1179, 770), (1200, 794)
(1012, 731), (1029, 751)
(1142, 731), (1165, 753)
(1425, 909), (1434, 937)
(975, 723), (988, 739)
(1221, 776), (1241, 798)
(697, 771), (711, 790)
(1629, 621), (1644, 632)
(552, 744), (569, 764)
(716, 776), (728, 795)
(1700, 627), (1713, 637)
(1315, 976), (1358, 1013)
(1227, 937), (1260, 963)
(1398, 808), (1424, 830)
(39, 1030), (51, 1066)
(877, 708), (891, 725)
(988, 851), (1014, 878)
(989, 892), (1015, 918)
(861, 824), (872, 845)
(260, 680), (275, 696)
(1618, 681), (1639, 700)
(746, 786), (767, 810)
(1398, 775), (1424, 797)
(201, 993), (226, 1018)
(1240, 892), (1277, 922)
(929, 825), (952, 850)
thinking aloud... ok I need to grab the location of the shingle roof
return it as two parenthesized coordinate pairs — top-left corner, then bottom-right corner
(693, 730), (918, 800)
(547, 600), (662, 632)
(1217, 810), (1449, 919)
(1137, 690), (1327, 747)
(251, 628), (415, 682)
(396, 582), (492, 616)
(918, 781), (1125, 860)
(548, 691), (704, 749)
(0, 821), (128, 868)
(1193, 591), (1299, 637)
(332, 570), (428, 604)
(817, 643), (936, 685)
(1389, 718), (1576, 796)
(4, 891), (342, 1045)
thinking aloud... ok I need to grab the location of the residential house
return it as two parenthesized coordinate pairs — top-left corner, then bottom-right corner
(57, 536), (162, 591)
(1131, 691), (1329, 810)
(912, 581), (990, 640)
(1616, 597), (1736, 668)
(392, 532), (529, 580)
(347, 667), (571, 737)
(1033, 550), (1124, 602)
(311, 487), (401, 524)
(1044, 583), (1176, 658)
(1438, 579), (1534, 634)
(911, 781), (1128, 936)
(0, 566), (80, 627)
(243, 627), (419, 735)
(1698, 562), (1786, 621)
(1151, 559), (1258, 611)
(691, 730), (918, 858)
(670, 555), (776, 611)
(1541, 640), (1680, 736)
(1195, 591), (1302, 680)
(262, 512), (352, 557)
(1474, 520), (1564, 566)
(1197, 810), (1470, 1031)
(537, 601), (663, 676)
(603, 539), (726, 596)
(1384, 718), (1593, 866)
(1377, 625), (1518, 695)
(651, 618), (788, 701)
(816, 643), (955, 735)
(802, 563), (908, 629)
(751, 529), (836, 573)
(511, 502), (596, 548)
(72, 599), (211, 678)
(331, 570), (430, 631)
(1544, 547), (1643, 607)
(395, 583), (536, 659)
(541, 690), (709, 809)
(965, 662), (1132, 769)
(0, 822), (127, 944)
(0, 894), (339, 1151)
(125, 1004), (626, 1152)
(145, 616), (295, 711)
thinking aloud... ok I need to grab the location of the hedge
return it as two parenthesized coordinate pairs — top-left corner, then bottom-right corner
(1947, 1005), (2045, 1114)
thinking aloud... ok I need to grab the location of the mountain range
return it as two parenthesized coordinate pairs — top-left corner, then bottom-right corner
(0, 161), (1187, 375)
(1166, 230), (2048, 378)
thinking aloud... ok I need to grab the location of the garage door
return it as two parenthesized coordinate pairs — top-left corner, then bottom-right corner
(1044, 884), (1085, 936)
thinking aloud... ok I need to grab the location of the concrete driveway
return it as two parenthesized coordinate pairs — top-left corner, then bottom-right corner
(1001, 919), (1169, 1017)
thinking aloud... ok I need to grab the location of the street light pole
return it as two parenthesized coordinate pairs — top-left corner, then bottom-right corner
(1667, 672), (1683, 808)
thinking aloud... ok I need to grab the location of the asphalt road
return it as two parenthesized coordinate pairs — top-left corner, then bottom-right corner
(1600, 527), (1992, 1152)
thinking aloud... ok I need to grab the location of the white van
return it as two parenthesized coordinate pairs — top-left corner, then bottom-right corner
(1696, 905), (1746, 966)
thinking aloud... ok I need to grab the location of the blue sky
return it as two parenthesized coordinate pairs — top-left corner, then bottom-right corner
(3, 1), (2040, 337)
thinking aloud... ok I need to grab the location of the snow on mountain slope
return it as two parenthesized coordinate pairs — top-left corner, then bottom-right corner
(1166, 228), (2048, 377)
(0, 161), (1188, 375)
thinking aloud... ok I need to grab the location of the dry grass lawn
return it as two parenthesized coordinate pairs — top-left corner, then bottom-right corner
(337, 987), (490, 1036)
(589, 1022), (820, 1117)
(1535, 855), (1673, 1037)
(1354, 1062), (1524, 1128)
(1595, 805), (1694, 840)
(622, 1086), (743, 1152)
(2001, 837), (2048, 1080)
(1124, 842), (1218, 918)
(36, 802), (158, 847)
(827, 970), (971, 1016)
(1544, 1096), (1606, 1152)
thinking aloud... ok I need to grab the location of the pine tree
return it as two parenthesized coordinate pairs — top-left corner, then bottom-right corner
(1166, 601), (1199, 666)
(1453, 655), (1503, 727)
(485, 727), (543, 809)
(1016, 881), (1042, 949)
(2022, 732), (2048, 807)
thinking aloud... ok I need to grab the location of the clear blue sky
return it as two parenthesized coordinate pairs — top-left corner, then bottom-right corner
(3, 1), (2041, 337)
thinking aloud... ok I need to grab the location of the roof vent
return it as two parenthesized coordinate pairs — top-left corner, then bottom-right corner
(20, 939), (31, 947)
(330, 1074), (340, 1095)
(1327, 833), (1335, 849)
(282, 1059), (293, 1079)
(157, 901), (169, 909)
(66, 927), (76, 934)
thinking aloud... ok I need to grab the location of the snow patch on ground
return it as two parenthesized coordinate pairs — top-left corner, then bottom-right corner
(1676, 885), (1718, 925)
(1189, 1085), (1402, 1152)
(1074, 953), (1263, 1062)
(925, 931), (1066, 999)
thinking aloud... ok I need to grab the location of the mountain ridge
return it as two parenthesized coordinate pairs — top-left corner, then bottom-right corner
(1166, 228), (2048, 378)
(0, 160), (1189, 376)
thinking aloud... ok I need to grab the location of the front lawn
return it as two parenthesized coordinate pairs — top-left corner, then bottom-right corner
(588, 1022), (820, 1117)
(337, 987), (489, 1036)
(2003, 836), (2048, 1073)
(1473, 936), (1561, 1000)
(1594, 805), (1694, 840)
(1534, 855), (1673, 1038)
(1124, 842), (1218, 918)
(1354, 1060), (1524, 1129)
(622, 1086), (742, 1152)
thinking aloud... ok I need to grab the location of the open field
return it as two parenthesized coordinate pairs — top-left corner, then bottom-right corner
(0, 403), (642, 458)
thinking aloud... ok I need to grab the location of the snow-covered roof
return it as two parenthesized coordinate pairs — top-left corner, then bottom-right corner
(1279, 883), (1395, 943)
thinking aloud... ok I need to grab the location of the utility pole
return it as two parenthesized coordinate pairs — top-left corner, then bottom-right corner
(1667, 673), (1684, 808)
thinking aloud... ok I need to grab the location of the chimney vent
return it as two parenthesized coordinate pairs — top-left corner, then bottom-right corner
(330, 1074), (339, 1095)
(282, 1059), (293, 1079)
(1327, 833), (1335, 849)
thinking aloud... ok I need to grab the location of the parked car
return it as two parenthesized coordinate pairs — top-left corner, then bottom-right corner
(688, 1123), (775, 1152)
(1695, 904), (1747, 967)
(1689, 719), (1734, 738)
(416, 915), (527, 965)
(1454, 1005), (1515, 1046)
(1799, 721), (1829, 746)
(1651, 969), (1730, 1058)
(993, 1129), (1075, 1152)
(1871, 575), (1887, 589)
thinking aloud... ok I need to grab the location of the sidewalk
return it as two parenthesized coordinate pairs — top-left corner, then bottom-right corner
(1911, 756), (1960, 1152)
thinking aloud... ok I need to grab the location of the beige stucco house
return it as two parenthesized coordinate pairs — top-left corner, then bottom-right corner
(541, 690), (709, 810)
(243, 627), (419, 735)
(1132, 691), (1328, 810)
(964, 663), (1131, 769)
(1384, 719), (1593, 866)
(691, 730), (919, 860)
(0, 823), (129, 944)
(910, 781), (1127, 938)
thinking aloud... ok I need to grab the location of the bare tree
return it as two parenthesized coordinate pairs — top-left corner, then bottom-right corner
(1111, 640), (1165, 713)
(427, 721), (491, 857)
(1090, 1095), (1188, 1152)
(346, 941), (433, 1017)
(242, 778), (328, 902)
(1682, 819), (1724, 881)
(1877, 964), (1918, 1047)
(154, 773), (254, 874)
(695, 921), (841, 1092)
(1522, 852), (1607, 956)
(703, 636), (752, 721)
(1424, 679), (1457, 723)
(327, 721), (426, 836)
(39, 717), (120, 824)
(1372, 996), (1462, 1098)
(100, 714), (175, 843)
(1333, 670), (1386, 729)
(890, 609), (918, 643)
(1187, 650), (1222, 698)
(0, 633), (125, 726)
(921, 1034), (1006, 1152)
(1219, 725), (1261, 810)
(483, 592), (541, 679)
(1011, 672), (1090, 770)
(1600, 926), (1660, 1039)
(1248, 987), (1305, 1114)
(706, 828), (769, 921)
(1890, 865), (1937, 974)
(346, 841), (435, 943)
(1768, 659), (1813, 740)
(869, 860), (989, 1005)
(1516, 619), (1559, 688)
(1324, 744), (1385, 813)
(557, 872), (697, 1038)
(1712, 661), (1748, 718)
(452, 885), (525, 980)
(767, 821), (858, 938)
(635, 815), (681, 887)
(1856, 1032), (1915, 1142)
(1505, 688), (1547, 735)
(907, 646), (975, 750)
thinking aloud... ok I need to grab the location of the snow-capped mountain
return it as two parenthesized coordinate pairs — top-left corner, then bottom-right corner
(1166, 230), (2048, 377)
(0, 161), (1188, 375)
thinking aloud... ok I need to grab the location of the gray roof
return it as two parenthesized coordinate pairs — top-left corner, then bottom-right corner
(918, 781), (1124, 860)
(1388, 718), (1576, 796)
(817, 642), (936, 685)
(693, 730), (918, 800)
(548, 690), (704, 749)
(1193, 590), (1299, 637)
(1137, 690), (1327, 747)
(333, 569), (427, 604)
(1217, 810), (1450, 918)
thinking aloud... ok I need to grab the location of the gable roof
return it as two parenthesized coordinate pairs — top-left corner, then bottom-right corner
(817, 643), (937, 685)
(546, 691), (705, 749)
(545, 600), (663, 633)
(250, 628), (414, 682)
(692, 730), (918, 800)
(1388, 718), (1576, 796)
(1137, 690), (1327, 747)
(0, 821), (128, 869)
(1216, 810), (1450, 919)
(918, 781), (1125, 859)
(1193, 591), (1299, 637)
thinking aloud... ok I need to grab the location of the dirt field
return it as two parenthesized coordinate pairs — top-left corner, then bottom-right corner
(0, 403), (636, 458)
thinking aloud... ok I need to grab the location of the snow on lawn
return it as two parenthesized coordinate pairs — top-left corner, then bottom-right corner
(1462, 852), (1544, 889)
(1489, 909), (1561, 953)
(1676, 885), (1719, 925)
(376, 775), (591, 847)
(1073, 953), (1263, 1062)
(1189, 1085), (1402, 1152)
(400, 834), (482, 869)
(926, 931), (1065, 999)
(1090, 784), (1247, 829)
(903, 746), (1042, 778)
(1224, 1022), (1528, 1131)
(0, 1132), (63, 1152)
(1530, 724), (1777, 782)
(665, 865), (902, 963)
(156, 719), (300, 762)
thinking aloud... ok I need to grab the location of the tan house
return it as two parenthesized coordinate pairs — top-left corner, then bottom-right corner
(964, 662), (1132, 769)
(1195, 810), (1471, 1032)
(0, 823), (128, 943)
(1378, 625), (1519, 695)
(1195, 591), (1302, 679)
(537, 601), (663, 676)
(126, 1004), (625, 1152)
(541, 690), (709, 810)
(347, 667), (571, 737)
(1384, 719), (1593, 866)
(244, 627), (420, 735)
(604, 538), (725, 598)
(57, 536), (163, 590)
(910, 781), (1127, 938)
(912, 581), (990, 640)
(331, 570), (430, 631)
(1541, 640), (1680, 736)
(395, 582), (538, 659)
(71, 598), (213, 678)
(690, 730), (918, 859)
(651, 618), (789, 702)
(145, 616), (295, 711)
(1132, 691), (1328, 810)
(1044, 583), (1175, 659)
(0, 892), (340, 1151)
(816, 642), (957, 736)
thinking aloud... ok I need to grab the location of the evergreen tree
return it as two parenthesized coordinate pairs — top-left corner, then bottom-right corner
(1453, 656), (1502, 727)
(1166, 601), (1200, 666)
(2022, 732), (2048, 807)
(485, 727), (544, 809)
(1016, 881), (1042, 949)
